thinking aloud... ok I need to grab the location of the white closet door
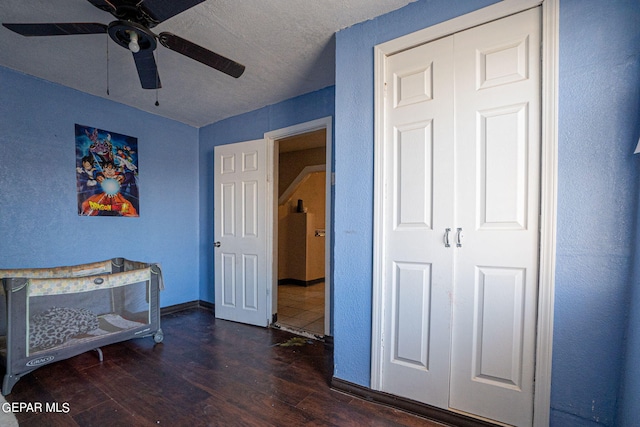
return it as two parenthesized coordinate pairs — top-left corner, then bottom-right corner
(380, 35), (455, 408)
(449, 8), (541, 426)
(379, 7), (541, 427)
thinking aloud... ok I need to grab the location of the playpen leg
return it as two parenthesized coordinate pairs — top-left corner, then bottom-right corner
(94, 348), (103, 362)
(2, 373), (19, 396)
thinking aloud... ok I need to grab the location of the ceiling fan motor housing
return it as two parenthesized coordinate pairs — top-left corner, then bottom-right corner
(108, 20), (157, 52)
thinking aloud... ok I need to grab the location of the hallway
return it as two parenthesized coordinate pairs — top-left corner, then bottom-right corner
(276, 282), (325, 336)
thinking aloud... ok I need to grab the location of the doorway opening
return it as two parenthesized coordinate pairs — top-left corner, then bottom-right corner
(274, 129), (327, 336)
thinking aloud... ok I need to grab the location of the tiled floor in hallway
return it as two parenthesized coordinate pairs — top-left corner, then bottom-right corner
(277, 282), (325, 336)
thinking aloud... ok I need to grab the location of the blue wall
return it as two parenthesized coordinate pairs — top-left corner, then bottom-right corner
(618, 0), (640, 412)
(197, 87), (335, 303)
(333, 1), (640, 426)
(620, 172), (640, 424)
(0, 66), (201, 307)
(554, 2), (640, 425)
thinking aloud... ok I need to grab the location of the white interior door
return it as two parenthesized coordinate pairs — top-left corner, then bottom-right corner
(380, 35), (455, 408)
(449, 9), (540, 426)
(379, 8), (540, 426)
(214, 139), (269, 327)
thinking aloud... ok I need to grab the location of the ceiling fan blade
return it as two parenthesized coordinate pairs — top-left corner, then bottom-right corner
(85, 0), (117, 13)
(141, 0), (206, 23)
(2, 22), (108, 36)
(132, 49), (161, 89)
(158, 32), (245, 78)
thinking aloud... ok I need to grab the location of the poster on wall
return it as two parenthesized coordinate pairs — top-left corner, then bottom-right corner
(75, 124), (139, 217)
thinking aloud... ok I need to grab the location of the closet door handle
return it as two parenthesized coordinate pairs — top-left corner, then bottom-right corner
(456, 228), (463, 248)
(444, 228), (451, 248)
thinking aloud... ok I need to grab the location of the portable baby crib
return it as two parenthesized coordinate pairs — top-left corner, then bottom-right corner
(0, 258), (163, 395)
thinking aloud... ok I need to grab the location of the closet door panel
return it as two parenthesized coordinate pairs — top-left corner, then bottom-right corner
(449, 8), (541, 426)
(394, 121), (434, 229)
(380, 35), (455, 409)
(472, 266), (526, 387)
(478, 103), (529, 230)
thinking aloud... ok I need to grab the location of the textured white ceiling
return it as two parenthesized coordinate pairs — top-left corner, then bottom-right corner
(0, 0), (414, 127)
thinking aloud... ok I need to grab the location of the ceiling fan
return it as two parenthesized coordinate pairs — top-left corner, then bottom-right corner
(2, 0), (245, 90)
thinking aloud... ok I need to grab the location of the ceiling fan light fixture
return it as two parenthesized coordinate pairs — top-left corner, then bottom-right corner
(127, 30), (140, 53)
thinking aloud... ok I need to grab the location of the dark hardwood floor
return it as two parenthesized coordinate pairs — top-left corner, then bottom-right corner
(6, 308), (445, 426)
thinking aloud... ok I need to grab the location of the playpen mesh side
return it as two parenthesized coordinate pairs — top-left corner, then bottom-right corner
(122, 260), (165, 290)
(26, 268), (152, 355)
(0, 260), (114, 345)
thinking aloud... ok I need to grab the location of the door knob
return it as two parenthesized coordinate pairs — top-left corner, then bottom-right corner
(444, 228), (451, 248)
(214, 241), (221, 248)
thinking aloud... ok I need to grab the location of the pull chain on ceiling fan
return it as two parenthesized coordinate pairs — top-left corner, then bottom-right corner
(2, 0), (246, 90)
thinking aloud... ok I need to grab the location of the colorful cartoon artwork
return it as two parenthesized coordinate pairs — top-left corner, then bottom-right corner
(75, 124), (139, 217)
